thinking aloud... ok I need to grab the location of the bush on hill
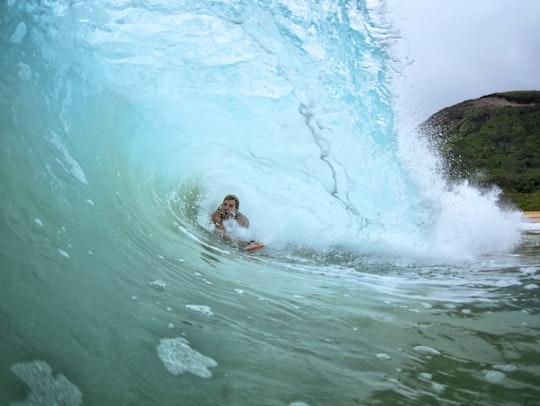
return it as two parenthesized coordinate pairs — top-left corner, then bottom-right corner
(419, 90), (540, 211)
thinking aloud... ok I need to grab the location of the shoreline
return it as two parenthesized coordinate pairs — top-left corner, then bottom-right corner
(522, 211), (540, 223)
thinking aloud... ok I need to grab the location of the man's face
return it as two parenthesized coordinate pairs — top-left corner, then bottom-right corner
(221, 199), (237, 219)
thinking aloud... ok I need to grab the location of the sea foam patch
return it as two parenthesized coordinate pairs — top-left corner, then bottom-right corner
(157, 337), (217, 378)
(10, 360), (82, 405)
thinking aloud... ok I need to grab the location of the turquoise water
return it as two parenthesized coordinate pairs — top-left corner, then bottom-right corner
(1, 1), (539, 405)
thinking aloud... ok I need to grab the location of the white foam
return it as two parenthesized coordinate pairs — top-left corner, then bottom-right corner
(185, 304), (214, 316)
(493, 364), (517, 373)
(419, 372), (445, 392)
(157, 337), (217, 378)
(520, 222), (540, 232)
(483, 370), (505, 383)
(413, 346), (441, 356)
(46, 130), (89, 185)
(150, 280), (167, 290)
(432, 382), (445, 393)
(10, 22), (27, 43)
(17, 62), (32, 81)
(519, 267), (538, 275)
(10, 360), (82, 405)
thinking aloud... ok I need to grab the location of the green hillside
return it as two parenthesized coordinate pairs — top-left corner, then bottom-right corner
(419, 90), (540, 211)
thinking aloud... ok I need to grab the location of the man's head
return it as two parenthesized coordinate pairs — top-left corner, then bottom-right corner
(220, 194), (239, 219)
(222, 194), (239, 209)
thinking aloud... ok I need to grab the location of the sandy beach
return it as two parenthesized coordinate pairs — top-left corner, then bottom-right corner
(523, 211), (540, 223)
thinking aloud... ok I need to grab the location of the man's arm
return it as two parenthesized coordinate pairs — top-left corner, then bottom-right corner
(212, 209), (234, 241)
(212, 209), (224, 231)
(237, 213), (249, 228)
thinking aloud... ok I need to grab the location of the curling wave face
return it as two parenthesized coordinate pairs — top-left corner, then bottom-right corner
(7, 0), (516, 261)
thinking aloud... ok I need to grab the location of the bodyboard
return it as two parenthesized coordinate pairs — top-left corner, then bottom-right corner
(243, 241), (265, 252)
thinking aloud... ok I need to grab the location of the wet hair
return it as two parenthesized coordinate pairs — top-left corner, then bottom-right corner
(223, 194), (239, 209)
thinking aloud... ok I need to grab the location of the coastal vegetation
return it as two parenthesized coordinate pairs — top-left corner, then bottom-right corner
(419, 90), (540, 211)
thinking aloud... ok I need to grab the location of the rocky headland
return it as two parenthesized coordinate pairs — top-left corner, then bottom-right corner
(418, 90), (540, 211)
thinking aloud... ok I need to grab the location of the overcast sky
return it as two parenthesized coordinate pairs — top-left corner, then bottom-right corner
(390, 0), (540, 122)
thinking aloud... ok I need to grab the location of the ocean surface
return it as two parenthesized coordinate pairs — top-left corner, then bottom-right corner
(1, 1), (539, 405)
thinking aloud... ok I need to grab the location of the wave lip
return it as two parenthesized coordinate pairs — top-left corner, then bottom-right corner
(1, 0), (524, 263)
